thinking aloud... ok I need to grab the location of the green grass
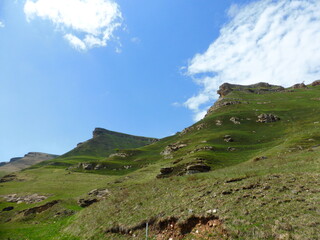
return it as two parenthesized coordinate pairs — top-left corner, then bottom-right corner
(1, 84), (320, 239)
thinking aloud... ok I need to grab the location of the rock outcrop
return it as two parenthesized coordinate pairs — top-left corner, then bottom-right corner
(189, 146), (214, 154)
(161, 142), (187, 159)
(180, 123), (207, 136)
(230, 117), (241, 124)
(78, 188), (110, 207)
(156, 167), (174, 178)
(21, 200), (60, 216)
(292, 83), (307, 89)
(109, 152), (131, 158)
(205, 100), (243, 117)
(1, 193), (48, 204)
(0, 174), (18, 183)
(224, 135), (234, 142)
(256, 114), (280, 123)
(217, 82), (284, 98)
(312, 80), (320, 86)
(186, 163), (211, 175)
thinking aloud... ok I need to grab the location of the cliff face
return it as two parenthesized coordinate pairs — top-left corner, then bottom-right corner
(217, 82), (284, 98)
(205, 81), (319, 117)
(0, 152), (59, 173)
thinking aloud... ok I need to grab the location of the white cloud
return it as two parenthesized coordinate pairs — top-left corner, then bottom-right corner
(185, 0), (320, 120)
(64, 34), (86, 51)
(0, 21), (5, 28)
(24, 0), (122, 51)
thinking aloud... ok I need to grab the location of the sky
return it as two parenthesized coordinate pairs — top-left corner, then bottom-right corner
(1, 0), (320, 161)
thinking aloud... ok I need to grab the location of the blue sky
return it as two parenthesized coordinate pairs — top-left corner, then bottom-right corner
(1, 0), (320, 161)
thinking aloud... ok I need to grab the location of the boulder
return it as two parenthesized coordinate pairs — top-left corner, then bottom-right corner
(94, 164), (104, 170)
(256, 114), (280, 123)
(227, 147), (236, 152)
(224, 135), (234, 142)
(215, 120), (223, 126)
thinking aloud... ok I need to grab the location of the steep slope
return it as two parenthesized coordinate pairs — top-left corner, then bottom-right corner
(0, 152), (59, 174)
(0, 81), (319, 240)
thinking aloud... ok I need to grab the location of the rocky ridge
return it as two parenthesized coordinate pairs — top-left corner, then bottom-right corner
(0, 152), (59, 173)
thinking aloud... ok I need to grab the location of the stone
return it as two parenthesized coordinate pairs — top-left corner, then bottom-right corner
(206, 209), (218, 214)
(256, 114), (280, 123)
(215, 120), (223, 126)
(94, 164), (104, 170)
(230, 117), (241, 124)
(227, 147), (236, 152)
(224, 135), (234, 142)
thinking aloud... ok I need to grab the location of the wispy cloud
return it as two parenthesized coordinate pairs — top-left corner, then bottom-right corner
(24, 0), (122, 51)
(131, 37), (141, 44)
(185, 0), (320, 121)
(0, 21), (5, 28)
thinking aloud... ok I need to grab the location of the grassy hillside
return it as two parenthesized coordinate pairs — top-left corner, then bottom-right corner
(29, 128), (158, 169)
(0, 82), (319, 240)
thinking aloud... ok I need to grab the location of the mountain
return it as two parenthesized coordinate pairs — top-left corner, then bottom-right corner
(34, 127), (158, 169)
(0, 80), (319, 240)
(0, 152), (59, 174)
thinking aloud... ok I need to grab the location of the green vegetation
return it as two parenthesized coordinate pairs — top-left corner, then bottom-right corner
(1, 83), (319, 239)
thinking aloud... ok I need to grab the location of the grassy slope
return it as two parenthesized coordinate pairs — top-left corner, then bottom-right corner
(0, 85), (320, 240)
(29, 129), (158, 169)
